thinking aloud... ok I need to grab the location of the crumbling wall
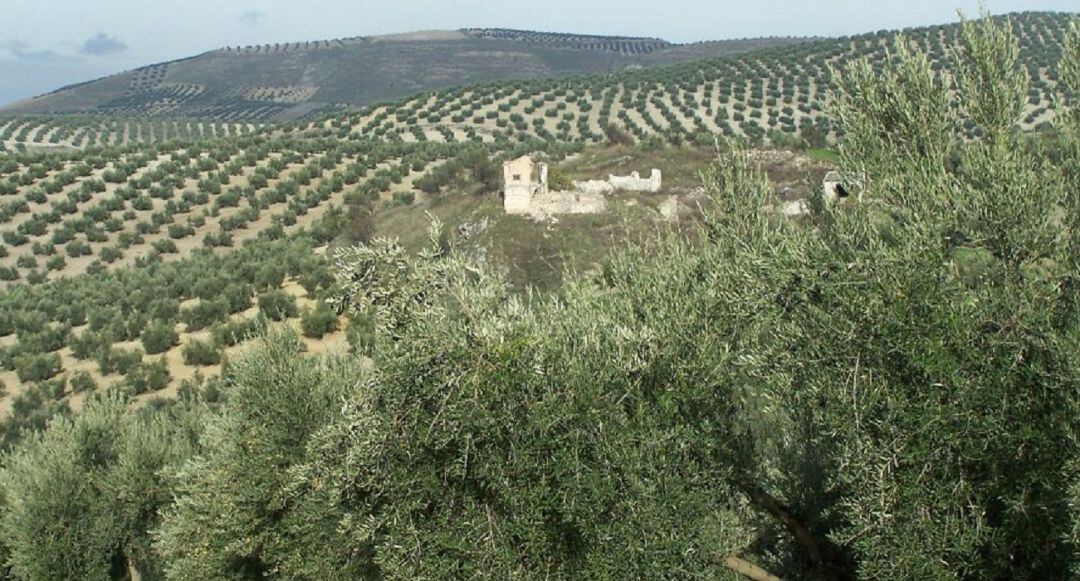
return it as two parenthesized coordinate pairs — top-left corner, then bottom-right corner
(608, 169), (662, 193)
(822, 171), (844, 202)
(504, 185), (535, 214)
(571, 179), (615, 195)
(529, 192), (607, 217)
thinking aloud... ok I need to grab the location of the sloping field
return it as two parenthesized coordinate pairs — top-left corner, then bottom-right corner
(0, 29), (812, 122)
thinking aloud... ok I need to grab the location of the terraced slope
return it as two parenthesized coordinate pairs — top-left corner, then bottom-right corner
(0, 135), (462, 285)
(0, 116), (259, 152)
(0, 29), (811, 122)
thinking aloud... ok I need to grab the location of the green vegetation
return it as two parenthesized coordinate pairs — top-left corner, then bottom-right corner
(257, 290), (298, 321)
(0, 32), (809, 123)
(806, 147), (840, 162)
(300, 302), (338, 338)
(140, 322), (179, 355)
(180, 339), (221, 367)
(323, 12), (1072, 148)
(0, 11), (1075, 581)
(0, 394), (202, 579)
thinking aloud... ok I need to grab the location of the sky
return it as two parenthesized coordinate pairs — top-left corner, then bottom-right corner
(0, 0), (1076, 107)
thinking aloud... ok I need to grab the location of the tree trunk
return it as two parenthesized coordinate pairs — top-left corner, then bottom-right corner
(724, 555), (783, 581)
(735, 474), (855, 581)
(127, 555), (142, 581)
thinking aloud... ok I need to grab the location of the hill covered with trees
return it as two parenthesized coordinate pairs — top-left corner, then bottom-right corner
(324, 11), (1073, 145)
(0, 29), (810, 122)
(0, 12), (1071, 147)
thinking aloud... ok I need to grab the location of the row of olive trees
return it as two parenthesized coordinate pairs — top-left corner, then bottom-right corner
(339, 13), (1071, 148)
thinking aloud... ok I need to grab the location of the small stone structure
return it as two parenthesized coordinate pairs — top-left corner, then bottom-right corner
(503, 155), (548, 214)
(571, 179), (615, 195)
(779, 171), (863, 216)
(502, 156), (663, 218)
(822, 171), (849, 202)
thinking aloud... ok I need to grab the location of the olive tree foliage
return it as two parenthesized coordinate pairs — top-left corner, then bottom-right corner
(146, 16), (1080, 580)
(952, 11), (1029, 136)
(1060, 18), (1080, 578)
(300, 221), (765, 579)
(329, 215), (456, 340)
(275, 15), (1077, 581)
(0, 393), (203, 580)
(2, 14), (1072, 581)
(153, 331), (364, 580)
(821, 13), (1080, 578)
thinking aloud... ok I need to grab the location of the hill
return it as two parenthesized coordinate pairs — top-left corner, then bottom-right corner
(0, 10), (1074, 438)
(0, 29), (812, 122)
(316, 11), (1073, 145)
(1, 11), (1070, 150)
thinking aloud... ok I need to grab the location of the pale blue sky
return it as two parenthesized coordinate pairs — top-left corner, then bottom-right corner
(0, 0), (1076, 106)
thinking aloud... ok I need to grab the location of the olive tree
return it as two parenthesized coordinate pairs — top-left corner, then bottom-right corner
(0, 394), (202, 580)
(154, 331), (363, 579)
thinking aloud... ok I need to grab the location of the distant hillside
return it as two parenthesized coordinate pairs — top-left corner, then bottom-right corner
(305, 11), (1074, 145)
(0, 29), (812, 122)
(1, 12), (1072, 151)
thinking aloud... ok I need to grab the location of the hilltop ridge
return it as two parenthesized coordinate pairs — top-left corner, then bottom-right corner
(0, 28), (813, 122)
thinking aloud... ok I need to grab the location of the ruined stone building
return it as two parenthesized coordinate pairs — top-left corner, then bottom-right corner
(822, 171), (850, 202)
(502, 156), (664, 218)
(503, 155), (548, 214)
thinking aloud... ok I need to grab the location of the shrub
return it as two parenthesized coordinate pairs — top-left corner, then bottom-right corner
(152, 239), (178, 254)
(300, 304), (338, 339)
(212, 316), (265, 347)
(140, 322), (179, 355)
(64, 240), (92, 258)
(390, 191), (415, 207)
(69, 330), (107, 360)
(68, 371), (96, 393)
(257, 290), (297, 321)
(221, 284), (253, 314)
(180, 298), (230, 332)
(122, 359), (170, 395)
(13, 353), (62, 383)
(96, 346), (143, 376)
(99, 246), (122, 263)
(181, 339), (221, 367)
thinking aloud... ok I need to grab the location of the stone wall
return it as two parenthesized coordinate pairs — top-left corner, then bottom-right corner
(607, 169), (662, 193)
(571, 179), (615, 195)
(529, 192), (607, 217)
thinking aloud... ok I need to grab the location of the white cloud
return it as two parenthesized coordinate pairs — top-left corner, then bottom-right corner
(81, 32), (128, 56)
(238, 10), (266, 26)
